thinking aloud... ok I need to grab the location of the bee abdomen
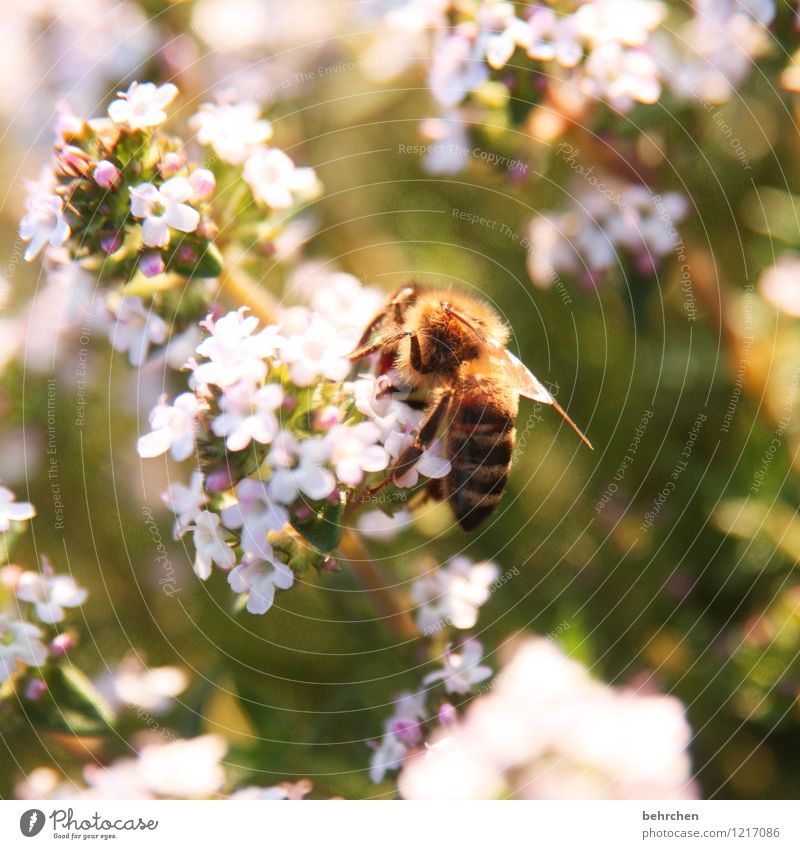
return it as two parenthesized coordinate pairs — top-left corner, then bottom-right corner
(446, 422), (515, 531)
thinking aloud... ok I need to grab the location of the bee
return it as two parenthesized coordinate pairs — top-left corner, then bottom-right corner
(348, 285), (593, 530)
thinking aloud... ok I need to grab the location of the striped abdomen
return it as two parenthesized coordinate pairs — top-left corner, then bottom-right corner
(443, 378), (517, 531)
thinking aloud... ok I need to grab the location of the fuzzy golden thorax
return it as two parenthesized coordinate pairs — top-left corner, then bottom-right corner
(394, 289), (509, 386)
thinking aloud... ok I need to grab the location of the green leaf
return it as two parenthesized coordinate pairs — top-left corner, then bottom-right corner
(290, 495), (345, 554)
(28, 665), (116, 735)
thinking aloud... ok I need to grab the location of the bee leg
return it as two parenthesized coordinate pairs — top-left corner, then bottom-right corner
(408, 332), (440, 374)
(347, 329), (412, 361)
(391, 390), (453, 479)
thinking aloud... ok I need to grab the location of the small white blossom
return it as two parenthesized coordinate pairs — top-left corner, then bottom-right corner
(268, 436), (335, 503)
(243, 147), (319, 209)
(162, 470), (206, 538)
(412, 556), (499, 633)
(16, 562), (87, 624)
(370, 691), (428, 783)
(137, 392), (200, 462)
(95, 655), (188, 715)
(429, 32), (489, 107)
(129, 178), (200, 248)
(228, 553), (294, 615)
(212, 383), (283, 451)
(189, 101), (273, 165)
(0, 615), (48, 682)
(108, 81), (178, 131)
(759, 253), (800, 317)
(279, 311), (351, 387)
(325, 422), (390, 487)
(135, 735), (227, 799)
(110, 296), (168, 367)
(221, 478), (288, 559)
(424, 639), (492, 695)
(0, 485), (35, 531)
(191, 510), (235, 579)
(19, 193), (70, 262)
(193, 309), (282, 389)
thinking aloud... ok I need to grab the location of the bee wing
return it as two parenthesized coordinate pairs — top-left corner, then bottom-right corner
(491, 344), (556, 404)
(490, 343), (593, 449)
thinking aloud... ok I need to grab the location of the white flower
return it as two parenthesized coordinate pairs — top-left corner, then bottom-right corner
(484, 14), (531, 70)
(279, 311), (351, 387)
(110, 296), (168, 367)
(400, 637), (699, 800)
(19, 193), (70, 262)
(429, 32), (489, 107)
(243, 147), (319, 209)
(412, 556), (499, 633)
(212, 383), (283, 451)
(573, 0), (665, 48)
(759, 253), (800, 317)
(108, 81), (178, 130)
(95, 655), (188, 715)
(129, 178), (200, 248)
(325, 422), (390, 487)
(16, 563), (87, 624)
(0, 485), (35, 531)
(582, 43), (661, 110)
(424, 639), (492, 695)
(0, 615), (48, 682)
(526, 7), (583, 67)
(191, 510), (235, 579)
(193, 308), (282, 389)
(228, 553), (294, 615)
(189, 101), (273, 165)
(419, 113), (470, 176)
(268, 436), (336, 503)
(162, 470), (206, 538)
(370, 691), (428, 783)
(289, 265), (385, 335)
(221, 478), (288, 559)
(135, 735), (227, 798)
(357, 508), (412, 541)
(137, 392), (200, 462)
(230, 781), (311, 800)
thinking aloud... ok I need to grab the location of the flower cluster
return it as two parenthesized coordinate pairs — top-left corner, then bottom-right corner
(527, 177), (688, 288)
(379, 0), (775, 147)
(138, 277), (450, 615)
(16, 733), (315, 800)
(18, 82), (320, 369)
(398, 637), (699, 799)
(0, 490), (86, 689)
(370, 556), (500, 783)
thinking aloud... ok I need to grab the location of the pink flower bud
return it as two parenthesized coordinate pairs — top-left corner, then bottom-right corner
(389, 717), (422, 747)
(281, 396), (298, 413)
(295, 504), (313, 521)
(160, 152), (185, 177)
(321, 556), (338, 572)
(438, 702), (457, 727)
(25, 678), (48, 701)
(206, 469), (234, 493)
(49, 633), (75, 657)
(55, 107), (85, 142)
(315, 405), (343, 430)
(189, 168), (216, 200)
(177, 245), (197, 264)
(0, 564), (23, 590)
(139, 252), (165, 278)
(100, 232), (122, 254)
(94, 159), (120, 189)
